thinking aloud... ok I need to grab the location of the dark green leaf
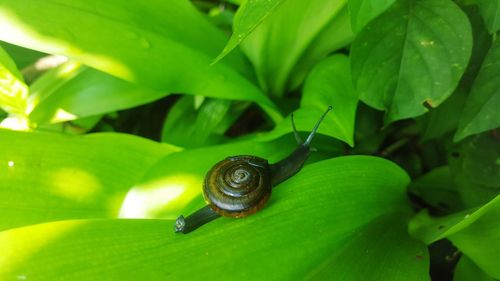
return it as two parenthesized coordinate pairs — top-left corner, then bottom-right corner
(449, 133), (500, 207)
(455, 38), (500, 141)
(477, 0), (500, 33)
(351, 0), (472, 123)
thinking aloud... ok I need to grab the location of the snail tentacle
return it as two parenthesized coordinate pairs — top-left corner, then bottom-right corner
(291, 113), (303, 145)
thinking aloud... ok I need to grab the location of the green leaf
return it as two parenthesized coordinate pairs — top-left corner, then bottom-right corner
(477, 0), (500, 34)
(287, 5), (353, 91)
(0, 45), (28, 116)
(454, 256), (497, 281)
(0, 0), (281, 122)
(0, 156), (429, 280)
(161, 96), (237, 148)
(348, 0), (396, 33)
(410, 195), (500, 279)
(242, 0), (347, 96)
(0, 129), (178, 231)
(27, 62), (168, 125)
(257, 55), (358, 146)
(455, 38), (500, 141)
(408, 166), (463, 215)
(351, 0), (472, 123)
(449, 133), (500, 207)
(213, 0), (286, 63)
(0, 41), (45, 69)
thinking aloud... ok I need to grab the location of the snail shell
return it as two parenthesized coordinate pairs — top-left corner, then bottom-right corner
(203, 155), (271, 218)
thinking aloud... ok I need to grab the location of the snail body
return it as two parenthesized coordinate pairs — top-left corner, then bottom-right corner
(174, 106), (332, 233)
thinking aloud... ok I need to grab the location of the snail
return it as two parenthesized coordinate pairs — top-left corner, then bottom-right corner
(174, 106), (332, 233)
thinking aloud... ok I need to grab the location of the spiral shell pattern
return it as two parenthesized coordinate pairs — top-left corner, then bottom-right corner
(203, 155), (272, 218)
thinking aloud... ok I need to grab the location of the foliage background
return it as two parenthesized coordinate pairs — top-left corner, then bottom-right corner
(0, 0), (498, 280)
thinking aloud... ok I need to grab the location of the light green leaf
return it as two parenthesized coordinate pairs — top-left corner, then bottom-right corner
(242, 0), (347, 96)
(410, 195), (500, 278)
(0, 156), (429, 280)
(348, 0), (396, 33)
(27, 62), (168, 125)
(214, 0), (286, 63)
(0, 129), (178, 231)
(0, 46), (28, 116)
(287, 5), (353, 91)
(477, 0), (500, 34)
(257, 55), (358, 146)
(351, 0), (472, 123)
(0, 0), (281, 122)
(454, 256), (497, 281)
(455, 38), (500, 141)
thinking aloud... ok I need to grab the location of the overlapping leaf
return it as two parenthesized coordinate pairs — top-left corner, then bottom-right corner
(0, 0), (281, 121)
(351, 0), (472, 123)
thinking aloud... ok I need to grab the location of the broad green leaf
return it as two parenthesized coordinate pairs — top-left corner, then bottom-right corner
(408, 166), (463, 215)
(288, 5), (353, 91)
(455, 38), (500, 141)
(214, 0), (286, 63)
(348, 0), (396, 33)
(242, 0), (347, 96)
(257, 55), (358, 146)
(27, 62), (168, 125)
(0, 156), (429, 280)
(119, 134), (343, 219)
(454, 256), (497, 281)
(410, 195), (500, 278)
(0, 46), (28, 116)
(0, 129), (178, 231)
(477, 0), (500, 33)
(351, 0), (472, 123)
(449, 133), (500, 207)
(0, 0), (281, 122)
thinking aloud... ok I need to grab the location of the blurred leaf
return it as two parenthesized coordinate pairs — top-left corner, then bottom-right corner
(0, 0), (281, 122)
(477, 0), (500, 34)
(348, 0), (396, 33)
(257, 55), (358, 146)
(242, 0), (347, 96)
(0, 129), (178, 231)
(408, 166), (463, 215)
(455, 38), (500, 141)
(410, 195), (500, 279)
(288, 5), (353, 90)
(27, 62), (168, 125)
(448, 133), (500, 208)
(454, 256), (497, 281)
(0, 45), (28, 116)
(214, 0), (286, 63)
(0, 156), (429, 280)
(161, 96), (232, 148)
(0, 41), (45, 69)
(351, 0), (472, 123)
